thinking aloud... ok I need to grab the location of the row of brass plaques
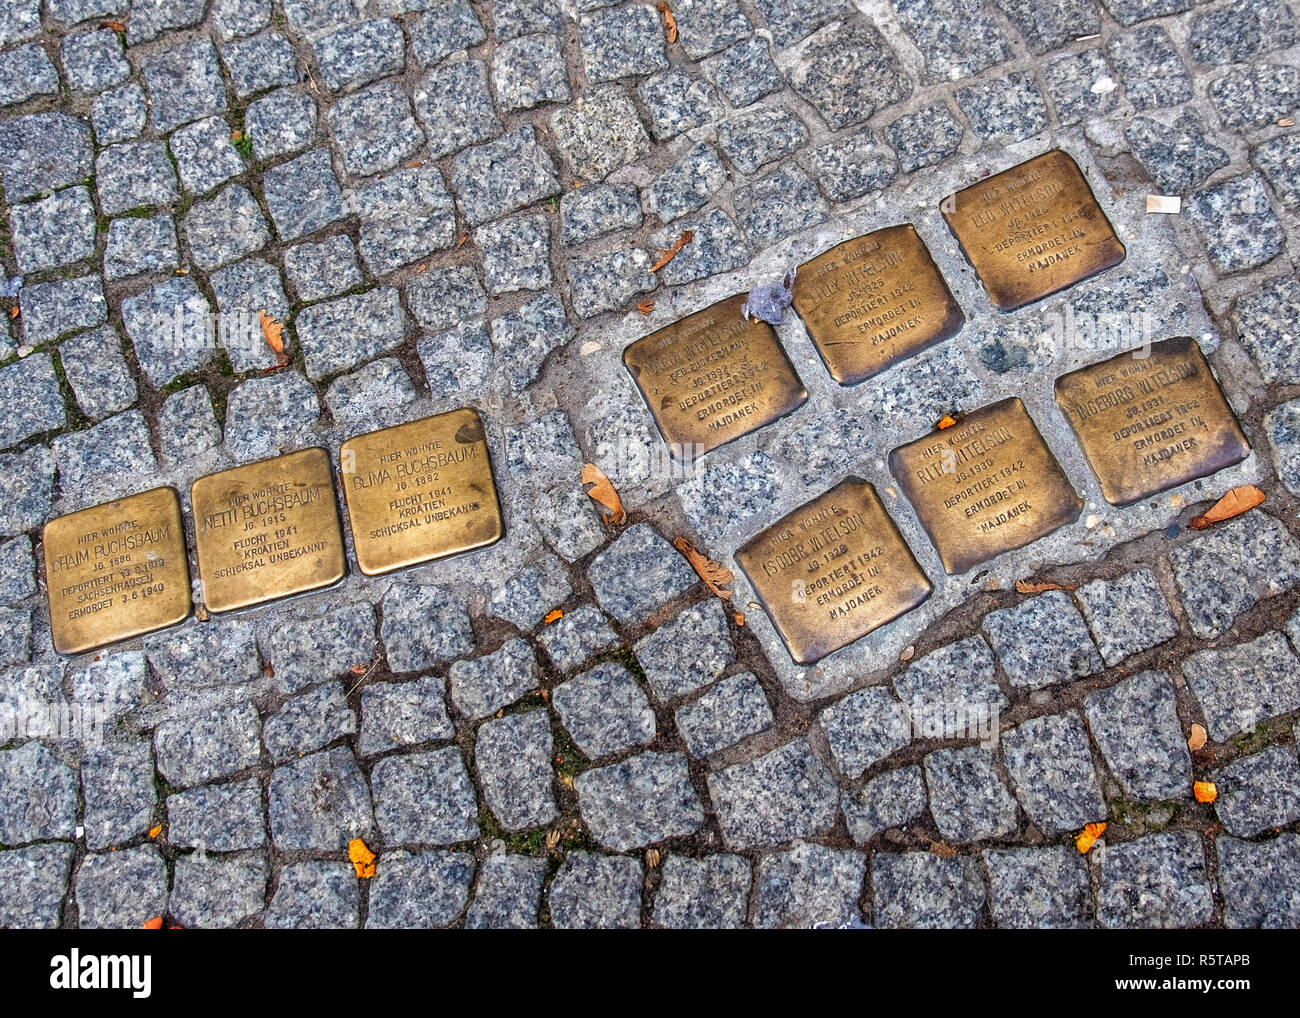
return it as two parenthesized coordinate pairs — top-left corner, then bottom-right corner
(43, 409), (503, 655)
(737, 338), (1251, 665)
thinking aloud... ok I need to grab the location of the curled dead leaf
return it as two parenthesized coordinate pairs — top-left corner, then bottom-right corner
(650, 230), (694, 272)
(263, 661), (275, 678)
(1015, 579), (1080, 594)
(636, 300), (655, 315)
(1187, 723), (1207, 751)
(148, 824), (162, 838)
(349, 664), (367, 675)
(656, 2), (677, 43)
(1190, 485), (1265, 530)
(733, 611), (746, 626)
(935, 415), (957, 430)
(545, 829), (562, 852)
(259, 309), (290, 367)
(457, 231), (469, 247)
(1075, 821), (1106, 854)
(899, 644), (916, 663)
(674, 536), (734, 600)
(543, 608), (564, 624)
(349, 837), (377, 878)
(645, 847), (661, 868)
(581, 462), (626, 526)
(1193, 780), (1218, 804)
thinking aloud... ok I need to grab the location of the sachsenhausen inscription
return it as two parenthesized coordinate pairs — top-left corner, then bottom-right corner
(623, 294), (808, 458)
(340, 408), (503, 576)
(792, 225), (965, 385)
(941, 149), (1126, 311)
(890, 398), (1083, 575)
(1054, 336), (1251, 506)
(43, 487), (191, 655)
(735, 478), (932, 666)
(191, 447), (346, 613)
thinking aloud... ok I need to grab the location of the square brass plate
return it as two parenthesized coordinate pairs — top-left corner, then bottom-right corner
(43, 486), (192, 655)
(889, 398), (1083, 575)
(1054, 336), (1251, 506)
(622, 294), (808, 458)
(735, 477), (932, 666)
(791, 224), (965, 385)
(192, 447), (346, 613)
(941, 149), (1126, 311)
(340, 408), (504, 576)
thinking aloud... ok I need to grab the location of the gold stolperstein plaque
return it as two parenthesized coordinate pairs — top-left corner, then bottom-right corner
(339, 408), (504, 576)
(941, 149), (1126, 311)
(191, 447), (346, 613)
(735, 477), (932, 666)
(1053, 336), (1251, 507)
(791, 224), (965, 385)
(623, 294), (808, 458)
(890, 398), (1083, 575)
(43, 487), (192, 655)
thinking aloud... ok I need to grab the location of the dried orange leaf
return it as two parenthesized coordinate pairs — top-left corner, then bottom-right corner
(1015, 578), (1080, 594)
(733, 611), (746, 626)
(8, 306), (17, 319)
(656, 2), (677, 43)
(636, 300), (656, 315)
(148, 824), (162, 838)
(645, 847), (661, 867)
(143, 916), (164, 929)
(650, 230), (694, 272)
(457, 231), (469, 247)
(349, 837), (376, 878)
(263, 661), (275, 678)
(543, 608), (564, 624)
(1187, 723), (1207, 751)
(101, 20), (127, 32)
(349, 664), (367, 675)
(1278, 117), (1296, 127)
(935, 415), (957, 430)
(899, 644), (916, 662)
(545, 829), (562, 851)
(674, 536), (734, 600)
(581, 463), (626, 526)
(1193, 780), (1218, 804)
(1190, 485), (1265, 529)
(1075, 821), (1106, 854)
(258, 309), (290, 367)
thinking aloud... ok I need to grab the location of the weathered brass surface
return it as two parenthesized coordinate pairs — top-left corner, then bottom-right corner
(340, 408), (504, 576)
(792, 225), (965, 384)
(623, 294), (808, 457)
(43, 487), (191, 655)
(735, 477), (932, 666)
(1054, 336), (1251, 506)
(191, 447), (346, 613)
(889, 398), (1083, 575)
(941, 149), (1126, 311)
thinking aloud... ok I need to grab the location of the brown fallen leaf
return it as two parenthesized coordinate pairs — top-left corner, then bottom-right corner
(348, 837), (376, 878)
(645, 847), (661, 868)
(733, 612), (746, 627)
(457, 231), (469, 247)
(650, 230), (694, 272)
(349, 664), (367, 675)
(8, 307), (17, 319)
(1075, 821), (1106, 854)
(1015, 579), (1080, 594)
(1279, 118), (1296, 127)
(636, 300), (656, 315)
(919, 834), (956, 858)
(545, 829), (562, 852)
(656, 2), (677, 44)
(101, 20), (127, 32)
(543, 608), (564, 624)
(263, 661), (275, 678)
(259, 309), (291, 367)
(581, 462), (626, 526)
(1193, 780), (1218, 804)
(1187, 723), (1207, 751)
(899, 644), (916, 662)
(1190, 485), (1265, 529)
(674, 536), (734, 600)
(935, 414), (957, 430)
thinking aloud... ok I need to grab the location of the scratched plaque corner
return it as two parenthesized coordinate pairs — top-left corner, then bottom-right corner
(1054, 336), (1251, 507)
(890, 398), (1083, 575)
(792, 224), (965, 386)
(942, 149), (1127, 312)
(191, 447), (346, 614)
(623, 294), (808, 458)
(43, 486), (192, 655)
(735, 476), (932, 666)
(340, 406), (504, 577)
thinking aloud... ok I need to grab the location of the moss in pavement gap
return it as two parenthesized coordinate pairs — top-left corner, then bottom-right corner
(1230, 716), (1293, 757)
(476, 807), (548, 855)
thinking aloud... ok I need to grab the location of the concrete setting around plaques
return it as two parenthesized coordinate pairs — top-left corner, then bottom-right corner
(2, 0), (1300, 930)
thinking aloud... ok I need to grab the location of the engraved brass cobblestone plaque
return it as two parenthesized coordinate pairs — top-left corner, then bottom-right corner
(192, 448), (345, 613)
(890, 398), (1083, 575)
(1054, 337), (1250, 506)
(340, 408), (504, 576)
(792, 225), (965, 384)
(942, 149), (1126, 311)
(43, 487), (191, 655)
(735, 477), (932, 666)
(623, 294), (808, 457)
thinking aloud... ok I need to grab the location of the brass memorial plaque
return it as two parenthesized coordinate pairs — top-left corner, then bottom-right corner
(340, 408), (504, 576)
(192, 448), (346, 613)
(791, 225), (965, 385)
(43, 487), (192, 655)
(735, 478), (932, 666)
(1053, 337), (1251, 507)
(889, 398), (1083, 575)
(623, 294), (808, 457)
(941, 150), (1126, 311)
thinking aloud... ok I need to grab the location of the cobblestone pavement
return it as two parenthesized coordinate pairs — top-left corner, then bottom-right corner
(2, 0), (1300, 929)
